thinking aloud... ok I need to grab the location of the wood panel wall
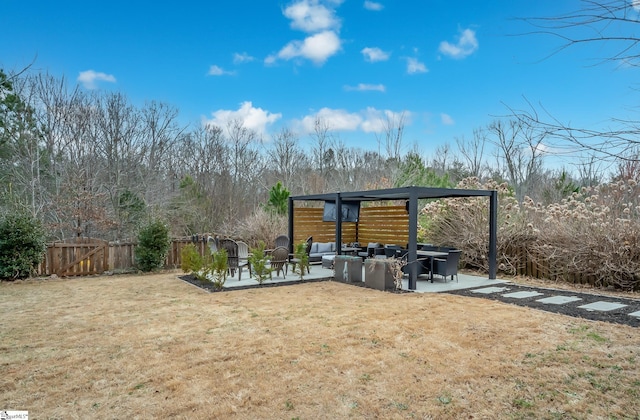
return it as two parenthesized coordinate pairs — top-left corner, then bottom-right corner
(291, 205), (408, 246)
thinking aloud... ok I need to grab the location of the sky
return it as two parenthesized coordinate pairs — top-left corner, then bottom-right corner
(2, 0), (639, 163)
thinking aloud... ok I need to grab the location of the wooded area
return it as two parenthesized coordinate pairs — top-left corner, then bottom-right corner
(3, 69), (632, 244)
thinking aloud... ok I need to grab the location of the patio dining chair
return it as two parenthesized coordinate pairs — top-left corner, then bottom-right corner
(433, 250), (461, 282)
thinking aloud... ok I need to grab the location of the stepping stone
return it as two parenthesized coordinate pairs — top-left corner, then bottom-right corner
(471, 286), (509, 294)
(629, 311), (640, 318)
(502, 291), (544, 299)
(577, 301), (628, 312)
(536, 296), (583, 305)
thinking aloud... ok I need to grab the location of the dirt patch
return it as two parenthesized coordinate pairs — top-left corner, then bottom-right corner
(1, 271), (639, 418)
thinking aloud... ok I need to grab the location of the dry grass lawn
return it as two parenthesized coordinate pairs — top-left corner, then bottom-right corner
(1, 271), (639, 419)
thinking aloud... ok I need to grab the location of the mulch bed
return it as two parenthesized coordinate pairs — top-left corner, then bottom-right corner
(446, 283), (640, 328)
(179, 274), (329, 293)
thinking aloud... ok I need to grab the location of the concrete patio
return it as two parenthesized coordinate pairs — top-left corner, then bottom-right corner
(220, 264), (508, 293)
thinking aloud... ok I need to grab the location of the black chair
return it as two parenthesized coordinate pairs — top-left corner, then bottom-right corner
(384, 245), (402, 258)
(358, 242), (381, 259)
(433, 250), (461, 282)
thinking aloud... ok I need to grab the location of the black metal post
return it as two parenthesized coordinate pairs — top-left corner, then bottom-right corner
(489, 190), (497, 279)
(408, 190), (419, 290)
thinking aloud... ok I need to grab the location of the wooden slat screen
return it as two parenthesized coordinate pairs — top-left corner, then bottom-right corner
(358, 205), (409, 246)
(292, 205), (408, 247)
(292, 208), (357, 245)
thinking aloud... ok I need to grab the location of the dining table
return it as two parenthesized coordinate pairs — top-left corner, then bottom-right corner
(340, 246), (360, 256)
(416, 250), (449, 282)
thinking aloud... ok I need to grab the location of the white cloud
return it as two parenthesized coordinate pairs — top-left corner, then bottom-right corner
(440, 113), (455, 125)
(361, 47), (390, 62)
(406, 57), (428, 74)
(207, 65), (235, 76)
(439, 28), (479, 59)
(360, 108), (411, 133)
(77, 70), (116, 89)
(233, 52), (255, 64)
(272, 30), (341, 65)
(204, 101), (282, 138)
(363, 1), (383, 11)
(344, 83), (385, 92)
(293, 107), (410, 134)
(284, 0), (341, 33)
(270, 0), (343, 66)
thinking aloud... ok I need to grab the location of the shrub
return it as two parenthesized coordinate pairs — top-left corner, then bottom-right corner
(248, 241), (271, 284)
(181, 243), (204, 274)
(0, 212), (46, 280)
(292, 241), (309, 280)
(423, 177), (640, 291)
(209, 248), (228, 290)
(136, 219), (170, 272)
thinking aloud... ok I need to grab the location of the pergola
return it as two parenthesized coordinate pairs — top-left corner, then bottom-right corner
(288, 186), (498, 290)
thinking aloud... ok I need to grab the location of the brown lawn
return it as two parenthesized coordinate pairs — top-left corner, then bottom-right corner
(1, 271), (639, 419)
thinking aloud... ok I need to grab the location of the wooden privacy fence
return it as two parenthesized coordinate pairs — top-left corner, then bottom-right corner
(38, 236), (213, 276)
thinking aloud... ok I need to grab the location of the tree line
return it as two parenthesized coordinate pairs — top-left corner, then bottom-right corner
(1, 68), (635, 242)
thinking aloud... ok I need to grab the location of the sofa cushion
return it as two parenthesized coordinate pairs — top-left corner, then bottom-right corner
(310, 242), (319, 253)
(316, 242), (333, 254)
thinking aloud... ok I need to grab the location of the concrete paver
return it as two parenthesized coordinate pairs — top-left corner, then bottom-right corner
(536, 296), (583, 305)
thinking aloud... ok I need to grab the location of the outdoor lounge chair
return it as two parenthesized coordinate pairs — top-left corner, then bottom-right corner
(236, 240), (251, 278)
(269, 246), (289, 278)
(219, 238), (241, 280)
(433, 250), (461, 282)
(274, 235), (289, 250)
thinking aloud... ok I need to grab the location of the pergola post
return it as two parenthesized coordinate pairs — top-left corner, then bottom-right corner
(288, 197), (294, 255)
(489, 190), (498, 279)
(335, 194), (343, 255)
(407, 190), (419, 290)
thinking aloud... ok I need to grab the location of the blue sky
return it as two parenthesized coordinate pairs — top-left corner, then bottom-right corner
(2, 0), (638, 159)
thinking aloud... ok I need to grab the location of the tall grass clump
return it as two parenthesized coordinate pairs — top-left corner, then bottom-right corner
(423, 177), (640, 290)
(235, 207), (287, 248)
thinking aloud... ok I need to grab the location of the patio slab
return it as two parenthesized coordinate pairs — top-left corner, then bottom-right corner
(577, 301), (628, 312)
(470, 286), (511, 294)
(536, 295), (583, 305)
(502, 291), (544, 299)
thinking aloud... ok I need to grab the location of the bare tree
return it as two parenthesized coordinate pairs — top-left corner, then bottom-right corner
(513, 0), (640, 161)
(266, 127), (309, 192)
(375, 111), (406, 162)
(456, 128), (488, 179)
(310, 117), (334, 180)
(489, 119), (546, 202)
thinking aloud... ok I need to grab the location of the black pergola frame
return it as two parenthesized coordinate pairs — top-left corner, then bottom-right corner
(288, 186), (498, 290)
